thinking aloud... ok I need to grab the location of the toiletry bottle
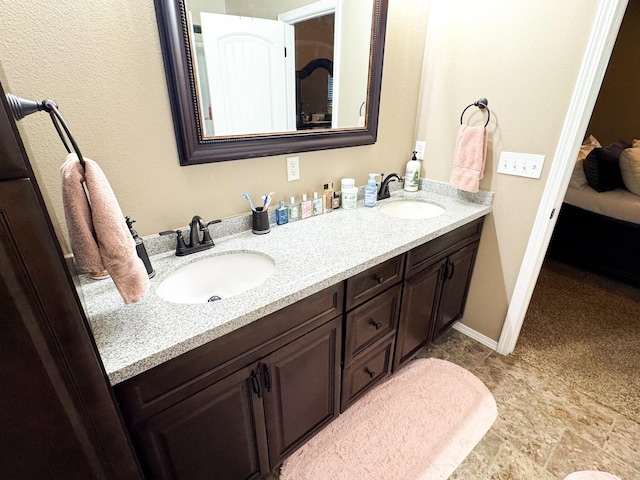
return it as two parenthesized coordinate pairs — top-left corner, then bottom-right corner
(404, 151), (421, 192)
(276, 200), (289, 225)
(341, 178), (358, 209)
(301, 193), (313, 219)
(364, 173), (378, 207)
(312, 192), (323, 215)
(288, 196), (301, 222)
(323, 183), (334, 213)
(125, 216), (155, 278)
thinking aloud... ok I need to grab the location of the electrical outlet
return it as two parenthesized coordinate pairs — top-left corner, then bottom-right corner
(497, 152), (545, 179)
(414, 141), (426, 160)
(286, 156), (300, 181)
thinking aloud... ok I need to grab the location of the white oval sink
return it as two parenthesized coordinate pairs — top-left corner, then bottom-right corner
(157, 252), (275, 304)
(379, 200), (445, 219)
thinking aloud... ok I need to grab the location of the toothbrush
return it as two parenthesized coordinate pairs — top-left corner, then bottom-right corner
(262, 191), (275, 210)
(242, 193), (256, 211)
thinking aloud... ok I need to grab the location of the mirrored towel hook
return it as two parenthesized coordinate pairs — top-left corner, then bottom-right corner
(5, 93), (86, 170)
(460, 97), (490, 128)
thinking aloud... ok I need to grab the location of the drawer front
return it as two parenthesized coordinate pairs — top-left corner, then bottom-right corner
(341, 337), (394, 412)
(345, 254), (404, 310)
(115, 282), (344, 426)
(406, 218), (483, 278)
(343, 284), (401, 365)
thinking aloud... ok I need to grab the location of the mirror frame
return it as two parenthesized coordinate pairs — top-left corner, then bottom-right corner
(153, 0), (389, 165)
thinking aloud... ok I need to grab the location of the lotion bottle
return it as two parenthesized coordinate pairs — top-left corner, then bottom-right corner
(276, 201), (288, 225)
(404, 151), (421, 192)
(301, 193), (313, 219)
(288, 196), (301, 222)
(323, 183), (334, 213)
(312, 192), (323, 215)
(364, 173), (378, 207)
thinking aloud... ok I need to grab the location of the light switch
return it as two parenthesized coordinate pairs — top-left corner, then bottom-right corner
(497, 152), (545, 179)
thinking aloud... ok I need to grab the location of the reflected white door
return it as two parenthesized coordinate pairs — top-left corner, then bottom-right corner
(201, 13), (295, 136)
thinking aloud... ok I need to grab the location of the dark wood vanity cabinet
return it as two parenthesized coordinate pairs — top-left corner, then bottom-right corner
(114, 218), (485, 479)
(394, 218), (483, 371)
(116, 284), (343, 480)
(341, 257), (404, 411)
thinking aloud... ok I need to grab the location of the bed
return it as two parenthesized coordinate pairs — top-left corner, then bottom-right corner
(547, 137), (640, 286)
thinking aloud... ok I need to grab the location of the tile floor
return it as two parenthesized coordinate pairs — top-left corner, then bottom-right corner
(419, 330), (640, 479)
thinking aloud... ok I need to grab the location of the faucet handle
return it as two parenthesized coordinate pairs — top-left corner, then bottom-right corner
(159, 229), (188, 255)
(200, 219), (221, 245)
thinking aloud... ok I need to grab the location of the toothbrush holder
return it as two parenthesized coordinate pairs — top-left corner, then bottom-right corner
(252, 208), (270, 235)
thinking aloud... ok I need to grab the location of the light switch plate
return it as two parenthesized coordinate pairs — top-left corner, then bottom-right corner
(497, 151), (545, 179)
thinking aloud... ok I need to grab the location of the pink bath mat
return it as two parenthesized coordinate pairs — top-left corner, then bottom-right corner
(280, 358), (497, 480)
(564, 472), (622, 480)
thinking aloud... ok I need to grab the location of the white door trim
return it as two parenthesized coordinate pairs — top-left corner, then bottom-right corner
(496, 0), (629, 355)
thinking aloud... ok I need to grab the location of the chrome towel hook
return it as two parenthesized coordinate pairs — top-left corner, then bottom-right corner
(460, 98), (490, 128)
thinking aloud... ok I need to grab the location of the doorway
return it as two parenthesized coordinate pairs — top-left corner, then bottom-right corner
(497, 0), (630, 354)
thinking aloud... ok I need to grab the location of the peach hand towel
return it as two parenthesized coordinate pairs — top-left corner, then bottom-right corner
(449, 124), (487, 193)
(61, 153), (149, 304)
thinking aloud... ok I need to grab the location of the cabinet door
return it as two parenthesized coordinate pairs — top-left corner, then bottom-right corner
(432, 241), (479, 341)
(393, 259), (445, 371)
(262, 316), (341, 467)
(133, 364), (269, 480)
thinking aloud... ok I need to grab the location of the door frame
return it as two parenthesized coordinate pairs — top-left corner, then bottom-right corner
(497, 0), (629, 355)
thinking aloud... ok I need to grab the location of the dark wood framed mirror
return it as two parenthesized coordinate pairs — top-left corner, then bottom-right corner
(153, 0), (388, 165)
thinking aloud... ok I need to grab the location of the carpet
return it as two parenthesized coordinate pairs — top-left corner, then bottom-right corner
(512, 260), (640, 423)
(280, 358), (497, 480)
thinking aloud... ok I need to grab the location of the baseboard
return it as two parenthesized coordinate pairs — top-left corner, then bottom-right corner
(452, 322), (498, 351)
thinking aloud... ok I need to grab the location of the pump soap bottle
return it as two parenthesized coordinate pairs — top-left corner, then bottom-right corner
(404, 151), (421, 192)
(125, 216), (155, 278)
(364, 173), (378, 207)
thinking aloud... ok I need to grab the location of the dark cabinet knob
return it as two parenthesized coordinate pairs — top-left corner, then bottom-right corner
(371, 320), (382, 330)
(375, 275), (385, 284)
(366, 369), (376, 379)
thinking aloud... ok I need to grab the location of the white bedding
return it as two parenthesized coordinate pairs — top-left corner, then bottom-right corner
(564, 184), (640, 224)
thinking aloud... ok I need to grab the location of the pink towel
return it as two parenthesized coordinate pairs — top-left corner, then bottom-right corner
(61, 153), (149, 304)
(449, 124), (487, 193)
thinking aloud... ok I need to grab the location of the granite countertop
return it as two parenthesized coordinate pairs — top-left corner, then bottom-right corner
(82, 181), (493, 385)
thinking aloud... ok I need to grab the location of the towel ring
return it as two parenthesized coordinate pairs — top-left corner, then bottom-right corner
(460, 98), (490, 128)
(5, 93), (86, 170)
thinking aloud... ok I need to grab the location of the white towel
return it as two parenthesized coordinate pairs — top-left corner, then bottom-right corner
(449, 125), (487, 193)
(61, 153), (149, 304)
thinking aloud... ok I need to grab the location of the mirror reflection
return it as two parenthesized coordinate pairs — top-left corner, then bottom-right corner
(185, 0), (374, 137)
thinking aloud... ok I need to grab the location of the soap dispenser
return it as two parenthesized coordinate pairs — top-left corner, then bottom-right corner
(404, 151), (421, 192)
(364, 173), (379, 207)
(125, 216), (155, 278)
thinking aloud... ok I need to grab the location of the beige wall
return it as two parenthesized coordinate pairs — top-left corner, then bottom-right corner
(587, 0), (640, 145)
(0, 0), (604, 342)
(415, 0), (600, 340)
(0, 0), (428, 243)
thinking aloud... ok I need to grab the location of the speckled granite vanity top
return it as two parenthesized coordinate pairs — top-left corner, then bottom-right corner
(82, 181), (493, 385)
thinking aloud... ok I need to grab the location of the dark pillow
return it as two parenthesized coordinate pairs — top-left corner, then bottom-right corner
(583, 141), (631, 192)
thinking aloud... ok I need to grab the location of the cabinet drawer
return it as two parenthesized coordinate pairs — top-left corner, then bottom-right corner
(406, 218), (483, 278)
(345, 254), (404, 310)
(343, 284), (401, 365)
(341, 336), (394, 412)
(115, 283), (344, 426)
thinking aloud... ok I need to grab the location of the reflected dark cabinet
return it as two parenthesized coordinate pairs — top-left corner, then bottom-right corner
(394, 219), (483, 371)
